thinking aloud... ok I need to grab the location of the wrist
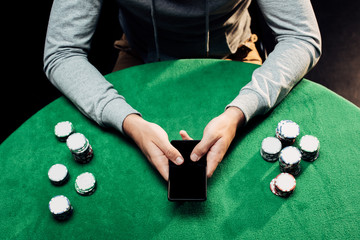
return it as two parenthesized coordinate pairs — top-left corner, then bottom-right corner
(123, 113), (145, 138)
(224, 107), (246, 128)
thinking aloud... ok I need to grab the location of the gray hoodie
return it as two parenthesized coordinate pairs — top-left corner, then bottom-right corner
(43, 0), (321, 134)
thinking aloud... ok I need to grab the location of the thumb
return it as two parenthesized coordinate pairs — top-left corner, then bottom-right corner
(190, 135), (217, 162)
(179, 130), (193, 140)
(158, 141), (184, 165)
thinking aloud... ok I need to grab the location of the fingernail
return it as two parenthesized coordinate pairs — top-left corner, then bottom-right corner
(176, 157), (184, 165)
(190, 153), (199, 161)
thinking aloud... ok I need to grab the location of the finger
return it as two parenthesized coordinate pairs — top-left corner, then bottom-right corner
(143, 142), (171, 181)
(190, 134), (218, 161)
(179, 130), (193, 140)
(152, 155), (170, 181)
(205, 140), (228, 177)
(207, 159), (219, 178)
(155, 140), (184, 165)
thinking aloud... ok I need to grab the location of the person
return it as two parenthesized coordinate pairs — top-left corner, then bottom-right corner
(43, 0), (321, 181)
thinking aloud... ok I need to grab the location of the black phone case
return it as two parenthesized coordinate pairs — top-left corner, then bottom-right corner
(168, 140), (207, 201)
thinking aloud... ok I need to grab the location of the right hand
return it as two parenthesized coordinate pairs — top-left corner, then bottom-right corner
(179, 107), (245, 178)
(123, 114), (184, 181)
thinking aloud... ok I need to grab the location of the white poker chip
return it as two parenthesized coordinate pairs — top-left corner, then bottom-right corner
(279, 146), (302, 165)
(275, 120), (299, 147)
(276, 120), (300, 145)
(299, 135), (320, 161)
(300, 135), (320, 153)
(280, 121), (300, 139)
(48, 164), (69, 185)
(75, 172), (96, 195)
(262, 137), (282, 154)
(270, 173), (296, 197)
(66, 133), (88, 153)
(275, 173), (296, 192)
(49, 195), (73, 220)
(49, 195), (71, 215)
(261, 137), (282, 162)
(54, 121), (74, 140)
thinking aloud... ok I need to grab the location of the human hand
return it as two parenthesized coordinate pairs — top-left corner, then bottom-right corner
(123, 114), (184, 181)
(180, 107), (245, 178)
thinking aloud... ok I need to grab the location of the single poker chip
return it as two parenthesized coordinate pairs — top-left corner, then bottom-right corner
(66, 133), (94, 163)
(280, 121), (300, 139)
(300, 135), (320, 162)
(48, 164), (69, 186)
(49, 195), (73, 221)
(54, 121), (74, 142)
(276, 120), (300, 146)
(279, 146), (302, 176)
(279, 146), (302, 166)
(270, 178), (279, 196)
(274, 173), (296, 198)
(261, 137), (282, 162)
(75, 172), (96, 196)
(66, 133), (88, 153)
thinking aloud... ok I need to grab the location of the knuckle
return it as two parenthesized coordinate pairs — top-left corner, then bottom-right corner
(165, 148), (177, 159)
(196, 147), (208, 156)
(205, 131), (217, 140)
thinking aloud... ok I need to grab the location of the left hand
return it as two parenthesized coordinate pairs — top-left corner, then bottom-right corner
(180, 107), (246, 178)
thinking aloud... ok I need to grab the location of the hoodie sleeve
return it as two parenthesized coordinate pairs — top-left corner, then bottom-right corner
(43, 0), (141, 134)
(226, 0), (322, 122)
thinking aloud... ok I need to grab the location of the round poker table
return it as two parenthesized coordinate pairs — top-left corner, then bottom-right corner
(1, 59), (359, 239)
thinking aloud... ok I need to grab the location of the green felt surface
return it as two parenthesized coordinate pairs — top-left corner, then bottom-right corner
(1, 59), (360, 239)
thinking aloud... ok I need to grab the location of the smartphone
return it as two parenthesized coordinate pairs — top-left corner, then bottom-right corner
(168, 140), (207, 201)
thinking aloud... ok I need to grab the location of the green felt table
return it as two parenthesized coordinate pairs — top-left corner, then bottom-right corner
(1, 59), (359, 239)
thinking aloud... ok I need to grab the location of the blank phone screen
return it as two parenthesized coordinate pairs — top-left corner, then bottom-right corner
(168, 140), (207, 201)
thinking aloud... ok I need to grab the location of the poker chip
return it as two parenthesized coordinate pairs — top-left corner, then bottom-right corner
(75, 172), (97, 196)
(49, 195), (73, 221)
(48, 164), (69, 186)
(66, 133), (88, 153)
(276, 120), (300, 146)
(300, 135), (320, 162)
(270, 173), (296, 198)
(274, 173), (296, 197)
(279, 146), (302, 176)
(269, 178), (279, 196)
(54, 121), (74, 142)
(279, 146), (302, 165)
(66, 133), (94, 163)
(261, 137), (282, 162)
(264, 121), (321, 198)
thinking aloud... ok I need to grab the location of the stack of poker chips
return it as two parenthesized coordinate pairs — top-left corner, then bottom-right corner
(260, 137), (282, 162)
(279, 146), (302, 176)
(275, 120), (300, 147)
(270, 173), (296, 198)
(261, 120), (321, 198)
(49, 122), (97, 221)
(54, 121), (75, 142)
(66, 133), (94, 163)
(49, 195), (73, 221)
(299, 135), (320, 162)
(75, 172), (97, 196)
(48, 164), (70, 186)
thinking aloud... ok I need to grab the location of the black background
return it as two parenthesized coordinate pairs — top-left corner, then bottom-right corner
(1, 0), (359, 143)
